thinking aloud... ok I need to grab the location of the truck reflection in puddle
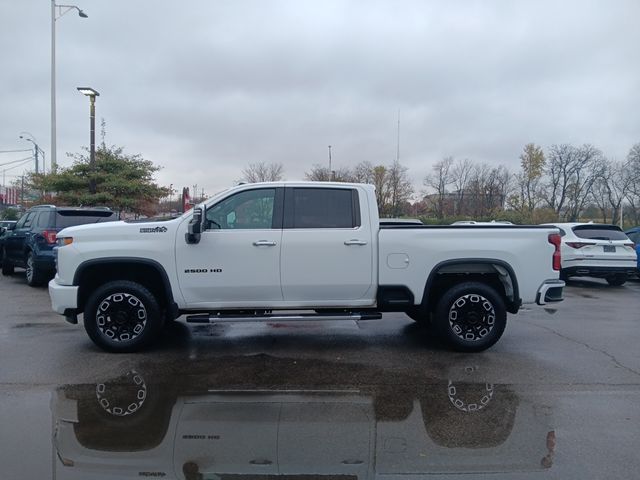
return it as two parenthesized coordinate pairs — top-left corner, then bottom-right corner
(52, 357), (555, 479)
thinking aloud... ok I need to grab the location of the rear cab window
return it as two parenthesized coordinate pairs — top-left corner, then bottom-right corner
(572, 225), (629, 241)
(285, 187), (360, 229)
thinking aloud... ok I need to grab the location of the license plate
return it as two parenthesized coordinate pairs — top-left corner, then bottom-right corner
(603, 245), (616, 253)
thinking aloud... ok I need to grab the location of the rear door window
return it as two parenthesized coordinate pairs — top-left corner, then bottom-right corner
(287, 188), (360, 229)
(54, 211), (117, 228)
(572, 225), (629, 241)
(36, 211), (52, 228)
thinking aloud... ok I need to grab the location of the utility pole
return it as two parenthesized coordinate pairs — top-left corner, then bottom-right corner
(620, 203), (624, 229)
(21, 176), (24, 205)
(396, 108), (400, 163)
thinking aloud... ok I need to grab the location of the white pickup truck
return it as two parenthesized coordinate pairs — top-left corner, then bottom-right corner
(49, 181), (564, 353)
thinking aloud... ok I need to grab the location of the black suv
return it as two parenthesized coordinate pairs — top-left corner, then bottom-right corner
(1, 206), (117, 286)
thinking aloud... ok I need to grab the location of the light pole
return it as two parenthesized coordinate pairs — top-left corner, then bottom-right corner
(77, 87), (99, 194)
(19, 132), (46, 175)
(51, 2), (88, 174)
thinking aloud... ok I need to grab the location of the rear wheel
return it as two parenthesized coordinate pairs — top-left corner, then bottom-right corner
(606, 275), (626, 286)
(434, 282), (507, 352)
(84, 281), (163, 353)
(1, 248), (14, 276)
(25, 252), (46, 287)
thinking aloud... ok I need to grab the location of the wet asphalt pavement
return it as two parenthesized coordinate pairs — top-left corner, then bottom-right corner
(0, 272), (639, 480)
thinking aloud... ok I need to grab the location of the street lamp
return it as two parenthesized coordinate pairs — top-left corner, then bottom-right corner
(19, 132), (46, 174)
(77, 87), (99, 194)
(51, 1), (88, 174)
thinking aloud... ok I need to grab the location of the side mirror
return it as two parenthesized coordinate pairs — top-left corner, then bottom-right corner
(185, 207), (203, 244)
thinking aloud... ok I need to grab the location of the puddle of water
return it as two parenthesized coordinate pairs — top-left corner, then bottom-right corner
(0, 390), (51, 479)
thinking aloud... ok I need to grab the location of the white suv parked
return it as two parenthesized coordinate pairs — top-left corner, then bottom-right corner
(543, 222), (637, 285)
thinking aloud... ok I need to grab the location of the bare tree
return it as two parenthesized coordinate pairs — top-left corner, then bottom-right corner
(624, 143), (640, 224)
(512, 143), (546, 221)
(387, 160), (414, 216)
(564, 145), (604, 221)
(241, 162), (284, 183)
(591, 158), (631, 224)
(352, 161), (375, 183)
(423, 157), (454, 219)
(372, 165), (391, 213)
(543, 144), (603, 221)
(304, 164), (353, 182)
(450, 158), (474, 216)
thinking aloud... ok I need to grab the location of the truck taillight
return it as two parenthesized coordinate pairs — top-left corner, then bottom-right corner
(548, 233), (561, 271)
(43, 230), (57, 244)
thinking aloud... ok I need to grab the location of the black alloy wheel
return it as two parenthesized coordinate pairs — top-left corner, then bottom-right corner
(435, 282), (507, 352)
(84, 281), (163, 353)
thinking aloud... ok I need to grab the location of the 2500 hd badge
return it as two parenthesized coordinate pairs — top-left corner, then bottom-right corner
(184, 268), (223, 273)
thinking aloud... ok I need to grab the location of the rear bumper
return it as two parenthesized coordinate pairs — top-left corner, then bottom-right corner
(536, 279), (565, 305)
(562, 266), (637, 278)
(48, 277), (78, 315)
(34, 251), (56, 272)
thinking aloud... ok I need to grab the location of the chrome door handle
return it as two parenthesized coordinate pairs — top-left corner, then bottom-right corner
(344, 239), (368, 246)
(253, 240), (277, 246)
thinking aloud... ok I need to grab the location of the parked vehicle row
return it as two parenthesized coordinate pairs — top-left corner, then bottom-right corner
(3, 192), (638, 355)
(1, 205), (117, 286)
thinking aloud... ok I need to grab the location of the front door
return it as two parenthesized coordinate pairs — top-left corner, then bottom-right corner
(175, 187), (284, 308)
(5, 211), (36, 263)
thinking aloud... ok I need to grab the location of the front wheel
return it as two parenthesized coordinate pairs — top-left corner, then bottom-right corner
(84, 281), (163, 353)
(25, 252), (46, 286)
(434, 282), (507, 352)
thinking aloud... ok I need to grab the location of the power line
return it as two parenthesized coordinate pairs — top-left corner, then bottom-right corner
(0, 156), (34, 167)
(2, 158), (34, 173)
(0, 149), (31, 154)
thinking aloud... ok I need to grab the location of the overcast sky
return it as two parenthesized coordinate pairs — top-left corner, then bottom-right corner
(1, 0), (639, 197)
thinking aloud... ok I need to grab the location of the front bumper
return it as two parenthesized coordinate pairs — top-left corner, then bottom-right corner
(48, 277), (79, 315)
(536, 279), (565, 305)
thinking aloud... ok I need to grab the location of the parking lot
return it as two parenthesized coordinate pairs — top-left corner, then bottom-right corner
(0, 271), (639, 479)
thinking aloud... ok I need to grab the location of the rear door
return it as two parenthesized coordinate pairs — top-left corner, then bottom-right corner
(280, 186), (374, 303)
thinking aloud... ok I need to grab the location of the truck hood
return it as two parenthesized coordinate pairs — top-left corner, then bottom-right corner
(58, 218), (181, 239)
